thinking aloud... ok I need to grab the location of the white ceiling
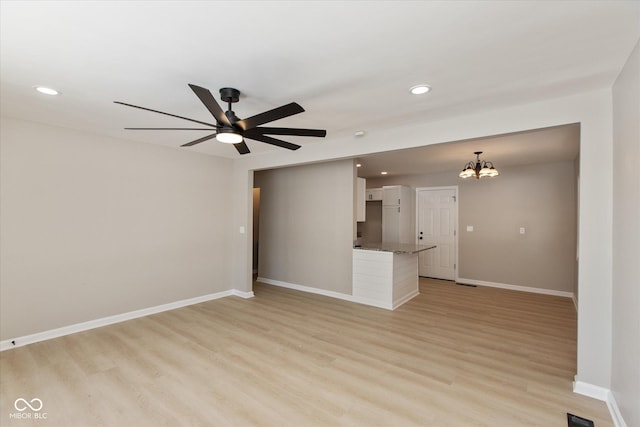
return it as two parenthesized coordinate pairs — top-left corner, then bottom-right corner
(356, 123), (580, 179)
(1, 1), (638, 163)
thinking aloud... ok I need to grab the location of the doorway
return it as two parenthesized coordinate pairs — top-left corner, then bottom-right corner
(252, 187), (260, 276)
(416, 186), (458, 280)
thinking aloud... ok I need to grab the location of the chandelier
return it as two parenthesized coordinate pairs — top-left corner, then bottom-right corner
(459, 151), (499, 179)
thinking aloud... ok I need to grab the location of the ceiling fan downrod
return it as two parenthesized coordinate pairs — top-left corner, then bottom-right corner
(219, 87), (240, 123)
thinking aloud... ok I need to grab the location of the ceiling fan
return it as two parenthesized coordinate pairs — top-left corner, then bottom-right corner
(114, 84), (327, 155)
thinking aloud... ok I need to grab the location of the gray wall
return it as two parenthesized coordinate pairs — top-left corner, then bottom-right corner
(611, 39), (639, 427)
(367, 160), (578, 293)
(254, 160), (354, 295)
(358, 201), (382, 243)
(0, 116), (234, 340)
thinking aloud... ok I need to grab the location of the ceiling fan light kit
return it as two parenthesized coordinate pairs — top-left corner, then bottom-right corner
(459, 151), (499, 179)
(215, 104), (243, 145)
(216, 131), (243, 144)
(115, 84), (326, 155)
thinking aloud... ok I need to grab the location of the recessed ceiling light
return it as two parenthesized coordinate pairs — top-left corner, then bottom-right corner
(34, 86), (60, 96)
(381, 171), (388, 175)
(354, 130), (366, 137)
(409, 84), (431, 95)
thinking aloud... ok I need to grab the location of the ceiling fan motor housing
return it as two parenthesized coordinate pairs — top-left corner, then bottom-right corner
(219, 87), (240, 104)
(225, 110), (241, 124)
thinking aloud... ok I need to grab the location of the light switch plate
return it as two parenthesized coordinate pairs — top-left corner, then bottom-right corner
(466, 225), (474, 232)
(520, 227), (525, 234)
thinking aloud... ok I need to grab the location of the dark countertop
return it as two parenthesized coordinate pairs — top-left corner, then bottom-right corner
(353, 242), (436, 254)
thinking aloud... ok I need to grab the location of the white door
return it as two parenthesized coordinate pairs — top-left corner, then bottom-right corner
(416, 187), (457, 280)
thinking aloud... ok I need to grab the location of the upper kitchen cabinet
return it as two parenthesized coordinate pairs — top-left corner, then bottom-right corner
(382, 185), (411, 207)
(383, 185), (400, 206)
(366, 188), (383, 201)
(382, 185), (414, 243)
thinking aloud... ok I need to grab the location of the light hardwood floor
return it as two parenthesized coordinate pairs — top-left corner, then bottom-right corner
(1, 278), (613, 426)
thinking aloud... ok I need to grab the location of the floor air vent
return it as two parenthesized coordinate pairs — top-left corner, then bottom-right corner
(567, 413), (595, 427)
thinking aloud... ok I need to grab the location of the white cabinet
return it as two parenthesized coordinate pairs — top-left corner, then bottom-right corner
(382, 205), (401, 242)
(382, 185), (401, 206)
(356, 177), (366, 222)
(382, 185), (414, 243)
(352, 249), (420, 310)
(365, 188), (383, 201)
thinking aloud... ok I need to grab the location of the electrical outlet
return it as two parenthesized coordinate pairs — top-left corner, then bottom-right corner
(466, 225), (474, 232)
(519, 227), (525, 234)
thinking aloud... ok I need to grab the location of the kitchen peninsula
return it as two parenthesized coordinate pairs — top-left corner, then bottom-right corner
(352, 243), (436, 310)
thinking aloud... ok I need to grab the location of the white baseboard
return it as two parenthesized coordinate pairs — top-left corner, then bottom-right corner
(256, 277), (417, 311)
(573, 380), (627, 427)
(256, 277), (383, 308)
(257, 276), (361, 303)
(456, 277), (574, 299)
(573, 380), (610, 401)
(232, 289), (255, 299)
(0, 288), (253, 352)
(393, 290), (420, 310)
(606, 391), (628, 427)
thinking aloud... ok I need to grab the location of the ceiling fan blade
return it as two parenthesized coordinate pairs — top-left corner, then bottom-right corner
(234, 141), (251, 155)
(246, 127), (326, 138)
(180, 133), (218, 147)
(125, 127), (217, 130)
(114, 101), (217, 127)
(235, 102), (305, 131)
(245, 133), (301, 151)
(188, 84), (232, 126)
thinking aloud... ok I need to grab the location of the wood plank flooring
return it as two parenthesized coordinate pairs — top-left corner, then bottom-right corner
(1, 278), (613, 426)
